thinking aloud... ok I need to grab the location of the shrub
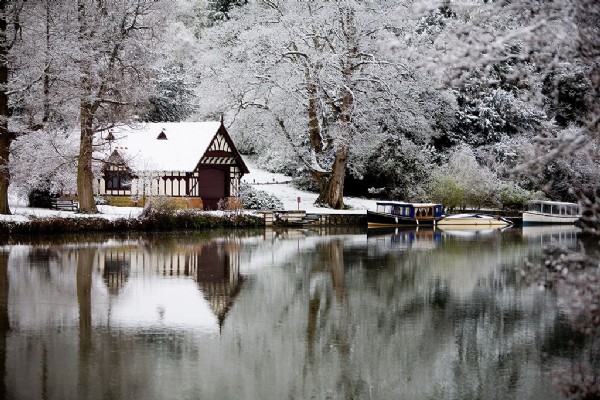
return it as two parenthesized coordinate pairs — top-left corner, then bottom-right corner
(28, 189), (56, 208)
(218, 197), (243, 212)
(141, 196), (180, 218)
(430, 175), (466, 211)
(240, 183), (284, 210)
(496, 182), (533, 210)
(0, 211), (264, 235)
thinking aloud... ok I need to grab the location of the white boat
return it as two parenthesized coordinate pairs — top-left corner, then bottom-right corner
(522, 200), (581, 225)
(437, 226), (508, 236)
(437, 213), (512, 227)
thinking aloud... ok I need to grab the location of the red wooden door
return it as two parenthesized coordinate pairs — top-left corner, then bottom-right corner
(198, 168), (226, 209)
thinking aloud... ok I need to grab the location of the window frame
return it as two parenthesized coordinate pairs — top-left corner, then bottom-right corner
(105, 170), (132, 191)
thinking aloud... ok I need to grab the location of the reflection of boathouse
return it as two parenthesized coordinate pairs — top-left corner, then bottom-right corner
(98, 239), (243, 328)
(195, 242), (243, 327)
(102, 248), (131, 295)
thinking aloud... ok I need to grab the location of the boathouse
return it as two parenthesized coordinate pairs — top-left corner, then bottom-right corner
(95, 121), (249, 209)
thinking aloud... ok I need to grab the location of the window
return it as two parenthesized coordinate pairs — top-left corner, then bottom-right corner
(105, 170), (132, 190)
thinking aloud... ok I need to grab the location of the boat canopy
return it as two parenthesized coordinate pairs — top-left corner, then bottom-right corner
(527, 200), (580, 216)
(375, 202), (443, 218)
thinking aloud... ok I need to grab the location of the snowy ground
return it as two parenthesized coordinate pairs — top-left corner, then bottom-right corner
(241, 158), (373, 214)
(1, 158), (374, 223)
(1, 202), (143, 223)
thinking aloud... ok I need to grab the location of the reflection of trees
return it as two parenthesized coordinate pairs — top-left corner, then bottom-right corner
(449, 288), (545, 399)
(299, 229), (561, 399)
(26, 248), (60, 279)
(2, 233), (253, 399)
(77, 247), (95, 398)
(414, 233), (557, 398)
(530, 240), (600, 399)
(0, 251), (9, 400)
(305, 239), (364, 399)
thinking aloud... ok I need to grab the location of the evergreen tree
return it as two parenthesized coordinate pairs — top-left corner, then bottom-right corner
(144, 66), (196, 122)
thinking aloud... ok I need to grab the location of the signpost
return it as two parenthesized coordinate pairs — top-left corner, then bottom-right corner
(297, 196), (301, 211)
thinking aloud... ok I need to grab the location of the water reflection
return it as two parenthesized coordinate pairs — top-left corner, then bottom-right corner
(367, 227), (442, 254)
(0, 251), (9, 400)
(0, 226), (587, 399)
(522, 224), (581, 247)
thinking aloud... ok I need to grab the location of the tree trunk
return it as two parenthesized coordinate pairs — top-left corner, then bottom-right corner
(313, 5), (357, 210)
(0, 1), (11, 215)
(316, 145), (348, 209)
(77, 103), (98, 213)
(76, 0), (97, 214)
(307, 78), (322, 153)
(0, 135), (10, 215)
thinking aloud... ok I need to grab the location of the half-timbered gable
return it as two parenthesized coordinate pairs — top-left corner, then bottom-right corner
(95, 121), (249, 209)
(102, 150), (137, 196)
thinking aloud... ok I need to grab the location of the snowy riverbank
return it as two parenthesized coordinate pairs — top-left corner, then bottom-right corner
(241, 157), (374, 213)
(2, 157), (375, 224)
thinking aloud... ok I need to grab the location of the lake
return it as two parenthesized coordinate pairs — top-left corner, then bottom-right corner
(0, 225), (590, 399)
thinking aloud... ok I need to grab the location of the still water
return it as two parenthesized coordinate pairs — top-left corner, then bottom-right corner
(0, 225), (588, 399)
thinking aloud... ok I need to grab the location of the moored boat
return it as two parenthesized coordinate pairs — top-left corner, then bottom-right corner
(522, 200), (581, 225)
(367, 201), (444, 227)
(437, 213), (512, 227)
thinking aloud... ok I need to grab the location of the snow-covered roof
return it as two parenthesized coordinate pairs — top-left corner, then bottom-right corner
(98, 122), (222, 172)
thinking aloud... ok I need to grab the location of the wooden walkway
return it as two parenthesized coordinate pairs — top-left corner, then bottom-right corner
(260, 211), (366, 227)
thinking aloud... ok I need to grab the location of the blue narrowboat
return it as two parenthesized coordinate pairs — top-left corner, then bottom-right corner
(367, 201), (444, 227)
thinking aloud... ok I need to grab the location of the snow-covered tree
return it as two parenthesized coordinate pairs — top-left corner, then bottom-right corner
(0, 0), (70, 214)
(435, 4), (600, 397)
(75, 0), (168, 213)
(0, 1), (29, 215)
(542, 63), (593, 128)
(196, 0), (450, 209)
(450, 69), (545, 148)
(360, 133), (437, 202)
(9, 129), (79, 199)
(430, 145), (498, 210)
(143, 66), (196, 122)
(536, 126), (600, 202)
(142, 0), (212, 123)
(206, 0), (246, 23)
(433, 0), (599, 180)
